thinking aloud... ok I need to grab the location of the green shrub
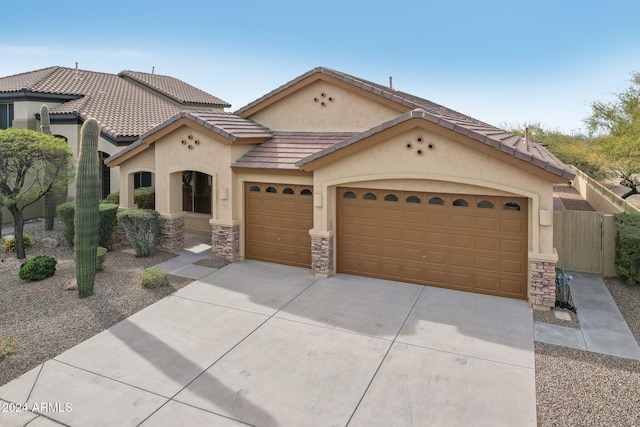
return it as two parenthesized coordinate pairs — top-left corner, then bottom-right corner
(98, 204), (118, 250)
(58, 202), (75, 246)
(615, 213), (640, 285)
(58, 202), (120, 248)
(97, 246), (108, 271)
(141, 267), (168, 288)
(3, 234), (33, 252)
(117, 209), (163, 257)
(18, 255), (57, 281)
(103, 192), (119, 205)
(103, 187), (155, 210)
(73, 246), (109, 272)
(0, 336), (16, 361)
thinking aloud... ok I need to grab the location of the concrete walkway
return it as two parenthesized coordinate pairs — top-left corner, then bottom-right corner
(0, 260), (536, 426)
(534, 271), (640, 360)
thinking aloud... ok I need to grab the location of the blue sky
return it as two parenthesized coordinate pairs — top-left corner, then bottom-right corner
(2, 0), (639, 135)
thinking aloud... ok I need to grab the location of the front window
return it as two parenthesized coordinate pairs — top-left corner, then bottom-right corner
(0, 103), (14, 129)
(182, 171), (212, 214)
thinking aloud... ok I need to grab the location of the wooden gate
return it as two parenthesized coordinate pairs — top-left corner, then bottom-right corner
(553, 211), (616, 275)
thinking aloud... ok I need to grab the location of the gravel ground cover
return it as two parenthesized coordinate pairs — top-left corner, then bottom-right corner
(536, 277), (640, 427)
(0, 222), (194, 386)
(2, 222), (640, 426)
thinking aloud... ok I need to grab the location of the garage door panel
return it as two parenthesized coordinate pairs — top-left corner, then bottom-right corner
(337, 188), (527, 299)
(245, 183), (312, 268)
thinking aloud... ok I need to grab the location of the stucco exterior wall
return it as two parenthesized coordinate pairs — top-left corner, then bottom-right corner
(248, 80), (403, 132)
(117, 147), (156, 208)
(308, 126), (556, 265)
(13, 101), (60, 130)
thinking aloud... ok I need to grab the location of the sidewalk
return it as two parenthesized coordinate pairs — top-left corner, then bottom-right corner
(534, 271), (640, 360)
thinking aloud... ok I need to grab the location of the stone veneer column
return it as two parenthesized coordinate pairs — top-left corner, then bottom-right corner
(311, 233), (334, 277)
(159, 214), (185, 251)
(529, 259), (557, 309)
(211, 223), (240, 261)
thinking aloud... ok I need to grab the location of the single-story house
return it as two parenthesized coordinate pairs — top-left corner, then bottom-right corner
(0, 65), (229, 199)
(108, 67), (574, 309)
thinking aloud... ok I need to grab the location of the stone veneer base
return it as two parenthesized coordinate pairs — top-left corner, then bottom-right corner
(211, 224), (240, 261)
(160, 216), (184, 251)
(311, 235), (333, 275)
(529, 260), (557, 308)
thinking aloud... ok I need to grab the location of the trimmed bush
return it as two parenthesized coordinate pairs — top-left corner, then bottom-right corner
(117, 209), (163, 257)
(103, 187), (155, 210)
(615, 213), (640, 285)
(3, 234), (33, 252)
(97, 246), (108, 271)
(73, 246), (109, 272)
(141, 267), (168, 288)
(18, 255), (57, 281)
(58, 202), (120, 249)
(58, 202), (75, 246)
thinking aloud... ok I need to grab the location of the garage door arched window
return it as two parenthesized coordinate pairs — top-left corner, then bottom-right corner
(283, 187), (294, 195)
(266, 186), (277, 194)
(363, 192), (377, 200)
(343, 191), (356, 199)
(249, 185), (260, 192)
(477, 200), (494, 209)
(453, 199), (469, 207)
(429, 197), (444, 205)
(406, 195), (421, 204)
(504, 202), (521, 211)
(301, 189), (313, 196)
(384, 194), (398, 202)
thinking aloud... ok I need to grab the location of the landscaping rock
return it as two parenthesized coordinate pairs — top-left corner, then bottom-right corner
(40, 237), (59, 248)
(63, 278), (77, 290)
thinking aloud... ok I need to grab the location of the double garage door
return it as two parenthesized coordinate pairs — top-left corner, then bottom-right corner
(337, 188), (528, 299)
(246, 183), (528, 299)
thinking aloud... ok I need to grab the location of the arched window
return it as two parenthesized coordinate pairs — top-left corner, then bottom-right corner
(249, 185), (260, 192)
(406, 195), (421, 204)
(504, 202), (521, 211)
(429, 197), (444, 205)
(384, 194), (398, 202)
(301, 189), (313, 196)
(266, 186), (277, 194)
(363, 192), (377, 200)
(343, 191), (356, 199)
(453, 199), (469, 207)
(283, 187), (294, 195)
(477, 200), (494, 209)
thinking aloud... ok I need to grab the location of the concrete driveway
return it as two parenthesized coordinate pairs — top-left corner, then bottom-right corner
(0, 261), (536, 426)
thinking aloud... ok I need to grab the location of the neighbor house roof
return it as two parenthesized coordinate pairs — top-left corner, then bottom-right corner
(236, 67), (575, 180)
(107, 110), (272, 167)
(0, 66), (230, 143)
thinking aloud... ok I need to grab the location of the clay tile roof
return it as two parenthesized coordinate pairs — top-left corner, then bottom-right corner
(237, 67), (574, 179)
(232, 132), (356, 169)
(296, 108), (575, 179)
(119, 71), (230, 107)
(107, 110), (272, 166)
(0, 66), (230, 141)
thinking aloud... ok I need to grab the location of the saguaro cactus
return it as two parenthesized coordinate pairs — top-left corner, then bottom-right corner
(40, 105), (56, 230)
(75, 118), (100, 298)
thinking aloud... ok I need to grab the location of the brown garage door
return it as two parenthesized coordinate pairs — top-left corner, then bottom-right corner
(245, 183), (313, 268)
(337, 188), (528, 299)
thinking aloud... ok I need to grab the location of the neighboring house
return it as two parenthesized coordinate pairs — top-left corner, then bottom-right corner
(0, 66), (230, 200)
(110, 66), (573, 308)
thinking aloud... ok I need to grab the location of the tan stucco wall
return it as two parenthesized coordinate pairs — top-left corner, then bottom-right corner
(309, 125), (556, 264)
(248, 80), (403, 132)
(117, 147), (156, 208)
(13, 101), (60, 130)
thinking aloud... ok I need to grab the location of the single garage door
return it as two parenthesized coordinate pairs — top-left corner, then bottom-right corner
(337, 188), (528, 299)
(245, 182), (313, 268)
